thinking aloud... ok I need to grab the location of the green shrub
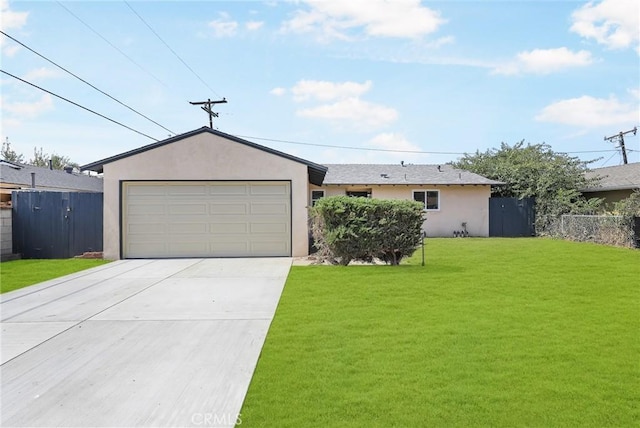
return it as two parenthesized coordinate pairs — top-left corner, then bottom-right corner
(310, 196), (424, 265)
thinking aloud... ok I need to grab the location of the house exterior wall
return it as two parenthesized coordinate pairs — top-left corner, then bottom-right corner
(583, 189), (635, 208)
(310, 184), (492, 237)
(102, 132), (310, 260)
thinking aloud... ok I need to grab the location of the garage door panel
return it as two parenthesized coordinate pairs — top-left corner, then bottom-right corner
(128, 243), (169, 257)
(250, 202), (288, 215)
(210, 223), (248, 234)
(251, 223), (288, 234)
(128, 204), (166, 216)
(168, 223), (208, 234)
(251, 241), (288, 254)
(209, 184), (249, 195)
(169, 242), (209, 255)
(250, 184), (289, 195)
(210, 241), (249, 254)
(127, 185), (166, 196)
(123, 181), (291, 258)
(168, 204), (208, 215)
(166, 185), (207, 195)
(128, 223), (166, 234)
(210, 203), (248, 215)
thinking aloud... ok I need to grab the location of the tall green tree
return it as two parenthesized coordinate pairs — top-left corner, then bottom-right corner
(1, 138), (25, 163)
(450, 141), (602, 233)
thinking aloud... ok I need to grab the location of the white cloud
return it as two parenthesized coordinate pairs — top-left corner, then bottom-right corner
(2, 44), (20, 57)
(246, 21), (264, 31)
(492, 48), (594, 75)
(2, 94), (54, 119)
(297, 97), (398, 129)
(1, 0), (28, 56)
(423, 36), (455, 49)
(270, 87), (286, 96)
(535, 94), (639, 127)
(281, 0), (445, 41)
(22, 67), (63, 82)
(292, 79), (372, 102)
(369, 133), (421, 153)
(570, 0), (639, 53)
(0, 0), (28, 31)
(208, 13), (238, 38)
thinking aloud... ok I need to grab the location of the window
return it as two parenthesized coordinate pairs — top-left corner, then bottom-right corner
(413, 190), (439, 210)
(346, 190), (371, 198)
(311, 190), (325, 206)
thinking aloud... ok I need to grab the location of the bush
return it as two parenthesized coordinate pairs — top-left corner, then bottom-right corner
(310, 196), (425, 265)
(612, 190), (640, 247)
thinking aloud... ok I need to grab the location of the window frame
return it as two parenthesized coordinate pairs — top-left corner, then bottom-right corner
(310, 189), (325, 206)
(412, 189), (440, 211)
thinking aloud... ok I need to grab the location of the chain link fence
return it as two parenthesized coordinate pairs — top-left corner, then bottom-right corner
(547, 214), (636, 248)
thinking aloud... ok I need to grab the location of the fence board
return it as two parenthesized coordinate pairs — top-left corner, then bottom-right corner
(489, 197), (536, 237)
(12, 191), (103, 259)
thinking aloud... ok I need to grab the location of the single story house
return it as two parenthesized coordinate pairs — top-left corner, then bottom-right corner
(582, 162), (640, 207)
(0, 160), (103, 203)
(313, 164), (502, 237)
(0, 160), (103, 260)
(81, 127), (500, 260)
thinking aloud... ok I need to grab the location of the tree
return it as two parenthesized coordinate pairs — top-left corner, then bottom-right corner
(29, 147), (78, 170)
(450, 141), (603, 233)
(1, 138), (25, 163)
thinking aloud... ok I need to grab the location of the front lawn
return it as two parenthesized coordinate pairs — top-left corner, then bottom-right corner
(0, 259), (110, 293)
(240, 238), (639, 427)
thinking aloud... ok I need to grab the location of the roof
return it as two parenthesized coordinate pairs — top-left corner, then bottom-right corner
(0, 160), (103, 193)
(80, 127), (328, 186)
(582, 162), (640, 192)
(321, 164), (504, 185)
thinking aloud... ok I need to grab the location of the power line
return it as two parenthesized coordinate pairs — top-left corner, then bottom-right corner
(236, 135), (465, 155)
(1, 69), (158, 142)
(0, 30), (175, 136)
(55, 1), (169, 89)
(236, 134), (622, 156)
(124, 1), (223, 99)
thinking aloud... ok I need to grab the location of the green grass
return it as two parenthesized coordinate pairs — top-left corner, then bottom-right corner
(240, 238), (640, 427)
(0, 259), (110, 293)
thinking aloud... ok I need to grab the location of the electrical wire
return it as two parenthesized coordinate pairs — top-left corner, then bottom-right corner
(124, 1), (223, 99)
(236, 134), (622, 156)
(599, 150), (620, 167)
(1, 69), (159, 142)
(0, 31), (175, 136)
(235, 134), (466, 155)
(55, 1), (169, 89)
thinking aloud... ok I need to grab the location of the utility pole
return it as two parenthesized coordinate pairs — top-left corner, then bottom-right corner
(604, 127), (637, 165)
(189, 98), (227, 128)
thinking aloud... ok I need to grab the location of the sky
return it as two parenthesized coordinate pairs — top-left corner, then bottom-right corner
(1, 0), (639, 169)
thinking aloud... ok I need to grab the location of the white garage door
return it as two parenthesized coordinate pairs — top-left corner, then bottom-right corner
(122, 181), (291, 258)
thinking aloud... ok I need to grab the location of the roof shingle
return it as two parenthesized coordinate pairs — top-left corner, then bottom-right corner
(583, 162), (640, 192)
(321, 164), (503, 185)
(0, 161), (103, 192)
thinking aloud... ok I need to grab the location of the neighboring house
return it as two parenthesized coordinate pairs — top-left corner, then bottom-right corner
(0, 160), (103, 260)
(582, 162), (640, 207)
(312, 164), (502, 238)
(0, 159), (103, 202)
(81, 127), (500, 260)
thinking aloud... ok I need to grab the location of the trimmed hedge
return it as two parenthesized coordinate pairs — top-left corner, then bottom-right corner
(310, 196), (424, 265)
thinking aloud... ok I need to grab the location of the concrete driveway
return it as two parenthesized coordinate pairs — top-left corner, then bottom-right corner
(1, 258), (291, 427)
